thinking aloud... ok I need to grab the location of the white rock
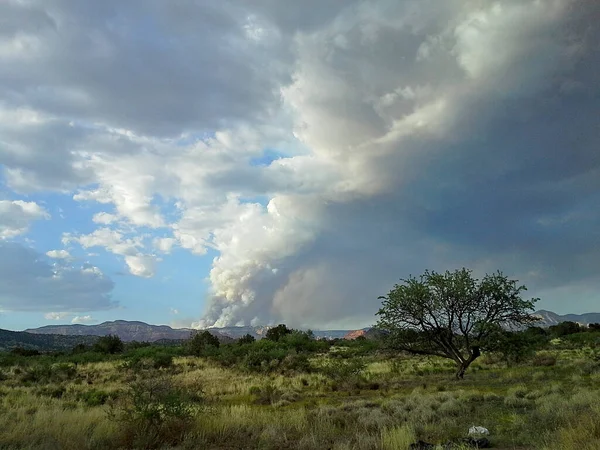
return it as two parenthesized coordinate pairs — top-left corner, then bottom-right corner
(469, 426), (490, 436)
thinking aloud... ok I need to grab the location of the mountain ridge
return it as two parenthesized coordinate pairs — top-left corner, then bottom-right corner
(533, 310), (600, 326)
(20, 309), (600, 346)
(25, 320), (356, 342)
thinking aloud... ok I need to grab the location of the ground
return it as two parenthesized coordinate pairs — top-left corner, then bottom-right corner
(0, 343), (599, 449)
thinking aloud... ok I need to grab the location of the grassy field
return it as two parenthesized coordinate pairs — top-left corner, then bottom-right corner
(0, 335), (599, 449)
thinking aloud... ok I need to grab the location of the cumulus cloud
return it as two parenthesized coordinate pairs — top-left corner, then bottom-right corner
(63, 228), (157, 278)
(154, 237), (177, 254)
(0, 0), (598, 326)
(0, 242), (115, 312)
(0, 200), (49, 238)
(44, 312), (70, 320)
(46, 249), (71, 260)
(71, 315), (95, 324)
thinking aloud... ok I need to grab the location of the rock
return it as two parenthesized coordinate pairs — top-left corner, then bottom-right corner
(462, 437), (491, 448)
(468, 426), (490, 436)
(409, 441), (436, 450)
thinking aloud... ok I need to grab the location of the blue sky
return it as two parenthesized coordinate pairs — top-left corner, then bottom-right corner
(0, 0), (599, 331)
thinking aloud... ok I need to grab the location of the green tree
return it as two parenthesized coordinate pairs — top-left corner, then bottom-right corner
(238, 334), (256, 345)
(93, 335), (124, 354)
(486, 327), (542, 366)
(376, 268), (539, 379)
(549, 321), (584, 337)
(187, 331), (220, 356)
(265, 324), (292, 342)
(589, 323), (600, 332)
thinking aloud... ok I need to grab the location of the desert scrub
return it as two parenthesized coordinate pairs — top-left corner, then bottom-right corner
(381, 425), (415, 450)
(109, 376), (199, 449)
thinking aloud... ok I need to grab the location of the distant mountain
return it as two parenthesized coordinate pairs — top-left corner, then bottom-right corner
(25, 321), (359, 343)
(208, 326), (353, 340)
(534, 310), (600, 327)
(0, 328), (98, 352)
(25, 320), (232, 343)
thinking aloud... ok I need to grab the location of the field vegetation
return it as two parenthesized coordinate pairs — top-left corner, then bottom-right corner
(0, 322), (599, 449)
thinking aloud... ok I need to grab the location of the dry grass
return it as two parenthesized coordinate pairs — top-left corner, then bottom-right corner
(0, 348), (599, 449)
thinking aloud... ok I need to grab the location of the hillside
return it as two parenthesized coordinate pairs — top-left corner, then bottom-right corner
(25, 321), (354, 342)
(0, 328), (98, 352)
(534, 310), (600, 326)
(25, 320), (232, 343)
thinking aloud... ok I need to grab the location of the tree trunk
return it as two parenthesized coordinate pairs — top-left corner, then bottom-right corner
(455, 346), (481, 380)
(455, 362), (468, 380)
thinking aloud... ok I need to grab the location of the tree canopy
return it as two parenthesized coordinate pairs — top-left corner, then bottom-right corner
(187, 330), (220, 356)
(376, 268), (539, 378)
(265, 324), (292, 342)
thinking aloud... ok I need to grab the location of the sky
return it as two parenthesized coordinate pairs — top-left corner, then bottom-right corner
(0, 0), (598, 331)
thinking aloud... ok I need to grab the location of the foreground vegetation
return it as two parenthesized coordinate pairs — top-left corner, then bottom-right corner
(1, 324), (599, 450)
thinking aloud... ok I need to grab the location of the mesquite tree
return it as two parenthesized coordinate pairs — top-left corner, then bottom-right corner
(376, 268), (539, 379)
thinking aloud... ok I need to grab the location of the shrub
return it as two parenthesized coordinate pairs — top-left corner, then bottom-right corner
(321, 357), (366, 380)
(71, 343), (90, 354)
(126, 341), (151, 350)
(533, 352), (557, 366)
(265, 324), (293, 342)
(187, 331), (220, 356)
(79, 389), (112, 406)
(381, 425), (416, 450)
(35, 385), (67, 399)
(549, 321), (584, 337)
(279, 353), (312, 373)
(249, 383), (282, 405)
(93, 335), (125, 354)
(242, 341), (288, 372)
(20, 364), (52, 383)
(238, 334), (256, 345)
(10, 347), (40, 357)
(152, 353), (174, 369)
(110, 377), (197, 448)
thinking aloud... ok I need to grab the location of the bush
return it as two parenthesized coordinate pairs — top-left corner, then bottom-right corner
(93, 335), (125, 354)
(19, 363), (76, 384)
(10, 347), (40, 357)
(79, 389), (112, 406)
(279, 353), (312, 373)
(533, 352), (557, 366)
(110, 377), (197, 449)
(249, 383), (282, 405)
(321, 357), (366, 380)
(71, 343), (90, 354)
(152, 353), (174, 369)
(238, 334), (256, 345)
(549, 321), (585, 337)
(187, 331), (220, 356)
(35, 385), (67, 399)
(242, 342), (288, 372)
(265, 324), (293, 342)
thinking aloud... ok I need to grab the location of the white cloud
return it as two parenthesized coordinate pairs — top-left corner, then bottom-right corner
(0, 0), (598, 326)
(170, 308), (179, 315)
(44, 312), (70, 320)
(46, 249), (71, 260)
(92, 212), (117, 225)
(0, 200), (49, 238)
(154, 237), (177, 254)
(63, 228), (157, 278)
(71, 315), (94, 324)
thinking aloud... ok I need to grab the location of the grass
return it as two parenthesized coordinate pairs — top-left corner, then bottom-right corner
(0, 344), (599, 449)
